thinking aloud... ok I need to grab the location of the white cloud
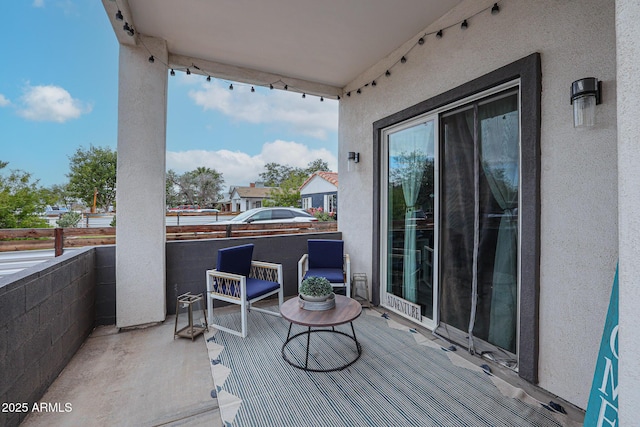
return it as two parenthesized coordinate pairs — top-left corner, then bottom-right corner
(188, 81), (338, 139)
(167, 140), (337, 190)
(0, 94), (10, 107)
(18, 84), (91, 123)
(32, 0), (44, 7)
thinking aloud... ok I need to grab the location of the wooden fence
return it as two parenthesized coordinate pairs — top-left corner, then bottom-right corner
(0, 222), (338, 254)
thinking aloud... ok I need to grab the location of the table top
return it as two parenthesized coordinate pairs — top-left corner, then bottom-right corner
(280, 295), (362, 327)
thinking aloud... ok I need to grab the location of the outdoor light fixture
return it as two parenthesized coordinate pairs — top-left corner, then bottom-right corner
(570, 77), (601, 128)
(347, 151), (360, 172)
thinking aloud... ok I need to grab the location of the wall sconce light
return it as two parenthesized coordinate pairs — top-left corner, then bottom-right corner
(347, 151), (360, 172)
(570, 77), (601, 128)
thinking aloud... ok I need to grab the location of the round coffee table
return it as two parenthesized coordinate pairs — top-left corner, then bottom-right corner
(280, 294), (362, 372)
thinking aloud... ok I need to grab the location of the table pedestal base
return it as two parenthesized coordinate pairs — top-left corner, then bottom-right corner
(281, 323), (362, 372)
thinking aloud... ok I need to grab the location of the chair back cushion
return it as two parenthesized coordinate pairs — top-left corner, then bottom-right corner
(217, 244), (254, 277)
(308, 239), (343, 269)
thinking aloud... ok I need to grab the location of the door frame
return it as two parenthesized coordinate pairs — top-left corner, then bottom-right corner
(372, 53), (541, 383)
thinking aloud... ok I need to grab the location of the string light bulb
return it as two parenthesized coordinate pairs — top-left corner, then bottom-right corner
(115, 10), (123, 21)
(302, 93), (306, 98)
(436, 30), (443, 38)
(123, 23), (134, 36)
(148, 55), (154, 63)
(418, 37), (425, 45)
(251, 86), (255, 92)
(385, 70), (391, 77)
(372, 80), (377, 86)
(461, 20), (468, 29)
(269, 84), (274, 90)
(357, 89), (361, 94)
(170, 69), (175, 76)
(229, 84), (233, 90)
(284, 85), (288, 90)
(401, 56), (407, 64)
(186, 68), (191, 75)
(337, 95), (341, 100)
(320, 97), (324, 102)
(491, 3), (500, 14)
(206, 76), (211, 82)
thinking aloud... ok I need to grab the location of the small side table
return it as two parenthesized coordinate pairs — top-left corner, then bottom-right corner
(174, 292), (208, 340)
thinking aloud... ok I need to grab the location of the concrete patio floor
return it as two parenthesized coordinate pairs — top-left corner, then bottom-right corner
(21, 317), (221, 427)
(19, 300), (584, 427)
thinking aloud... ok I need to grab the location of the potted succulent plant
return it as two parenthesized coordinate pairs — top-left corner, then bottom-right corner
(299, 276), (333, 302)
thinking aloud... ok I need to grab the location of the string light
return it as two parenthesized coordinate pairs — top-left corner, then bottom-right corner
(111, 0), (503, 102)
(342, 1), (503, 97)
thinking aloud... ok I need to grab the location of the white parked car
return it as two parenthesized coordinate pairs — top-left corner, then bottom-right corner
(215, 207), (317, 224)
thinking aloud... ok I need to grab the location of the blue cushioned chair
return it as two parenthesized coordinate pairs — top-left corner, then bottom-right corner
(298, 239), (351, 297)
(206, 244), (283, 337)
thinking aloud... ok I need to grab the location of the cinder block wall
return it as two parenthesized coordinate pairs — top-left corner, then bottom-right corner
(0, 248), (96, 427)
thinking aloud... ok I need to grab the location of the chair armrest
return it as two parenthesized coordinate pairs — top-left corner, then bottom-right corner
(344, 254), (351, 285)
(250, 261), (283, 284)
(206, 269), (246, 300)
(298, 254), (309, 289)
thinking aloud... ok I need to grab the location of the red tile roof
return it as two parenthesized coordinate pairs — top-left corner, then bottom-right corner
(299, 171), (338, 190)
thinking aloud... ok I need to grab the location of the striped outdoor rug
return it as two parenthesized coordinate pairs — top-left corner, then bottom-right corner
(204, 307), (576, 427)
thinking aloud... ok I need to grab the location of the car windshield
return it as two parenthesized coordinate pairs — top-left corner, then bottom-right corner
(232, 210), (258, 222)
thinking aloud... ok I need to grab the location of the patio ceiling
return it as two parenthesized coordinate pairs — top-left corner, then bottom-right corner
(102, 0), (463, 97)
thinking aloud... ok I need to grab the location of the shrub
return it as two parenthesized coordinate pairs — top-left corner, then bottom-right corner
(300, 276), (333, 297)
(56, 211), (82, 228)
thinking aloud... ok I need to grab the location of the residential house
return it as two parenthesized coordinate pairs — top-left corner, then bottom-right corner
(98, 0), (639, 422)
(227, 182), (274, 213)
(299, 171), (338, 213)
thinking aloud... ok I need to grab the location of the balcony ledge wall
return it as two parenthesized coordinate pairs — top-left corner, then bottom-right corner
(0, 247), (96, 427)
(94, 232), (342, 323)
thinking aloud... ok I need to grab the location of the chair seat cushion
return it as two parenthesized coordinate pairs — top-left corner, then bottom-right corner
(304, 268), (344, 284)
(213, 278), (280, 300)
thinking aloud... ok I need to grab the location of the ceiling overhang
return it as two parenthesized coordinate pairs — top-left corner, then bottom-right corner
(102, 0), (463, 97)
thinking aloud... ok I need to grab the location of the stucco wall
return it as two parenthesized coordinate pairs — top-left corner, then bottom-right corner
(339, 0), (617, 409)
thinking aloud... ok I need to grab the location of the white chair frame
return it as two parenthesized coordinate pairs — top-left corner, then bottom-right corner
(206, 260), (283, 338)
(298, 253), (351, 297)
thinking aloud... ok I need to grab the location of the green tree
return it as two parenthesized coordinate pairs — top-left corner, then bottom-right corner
(0, 162), (49, 228)
(266, 174), (304, 207)
(166, 167), (224, 208)
(42, 183), (74, 208)
(261, 159), (331, 207)
(67, 145), (117, 211)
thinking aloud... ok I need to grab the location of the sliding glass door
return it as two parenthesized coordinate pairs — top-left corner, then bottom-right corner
(440, 90), (519, 356)
(382, 116), (437, 328)
(381, 87), (520, 359)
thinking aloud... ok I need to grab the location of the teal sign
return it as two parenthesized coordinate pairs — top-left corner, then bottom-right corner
(584, 266), (618, 426)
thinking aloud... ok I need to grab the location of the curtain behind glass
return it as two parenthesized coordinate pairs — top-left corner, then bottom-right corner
(389, 125), (432, 303)
(440, 108), (475, 332)
(479, 94), (519, 352)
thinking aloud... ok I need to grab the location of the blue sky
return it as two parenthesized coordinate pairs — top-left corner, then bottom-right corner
(0, 1), (338, 190)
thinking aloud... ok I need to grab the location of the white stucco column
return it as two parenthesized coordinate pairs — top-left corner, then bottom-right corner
(616, 0), (640, 422)
(116, 35), (168, 328)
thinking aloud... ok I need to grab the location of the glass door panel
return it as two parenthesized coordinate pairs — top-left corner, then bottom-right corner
(385, 120), (436, 322)
(439, 91), (519, 355)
